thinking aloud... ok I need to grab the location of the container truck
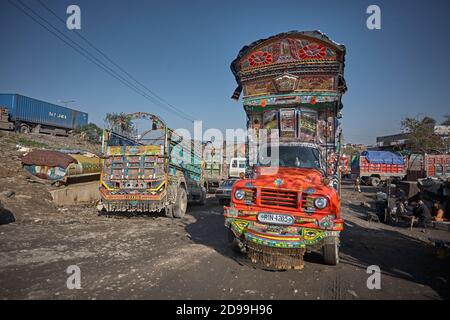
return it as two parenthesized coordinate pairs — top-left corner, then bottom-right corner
(351, 150), (406, 186)
(0, 93), (88, 135)
(98, 112), (206, 217)
(225, 31), (347, 269)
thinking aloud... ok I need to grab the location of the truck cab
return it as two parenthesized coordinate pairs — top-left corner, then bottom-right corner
(229, 157), (246, 178)
(225, 142), (342, 267)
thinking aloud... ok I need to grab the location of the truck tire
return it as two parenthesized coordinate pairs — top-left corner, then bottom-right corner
(173, 187), (187, 218)
(228, 229), (245, 253)
(370, 177), (381, 187)
(164, 206), (173, 218)
(198, 188), (206, 205)
(323, 237), (339, 265)
(20, 124), (30, 134)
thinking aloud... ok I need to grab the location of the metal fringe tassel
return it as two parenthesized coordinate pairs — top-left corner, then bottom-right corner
(246, 242), (306, 270)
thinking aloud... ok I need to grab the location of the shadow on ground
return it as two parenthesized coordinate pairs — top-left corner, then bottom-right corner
(186, 194), (450, 298)
(340, 214), (450, 299)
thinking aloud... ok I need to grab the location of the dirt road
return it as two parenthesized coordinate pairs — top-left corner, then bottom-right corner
(1, 183), (449, 300)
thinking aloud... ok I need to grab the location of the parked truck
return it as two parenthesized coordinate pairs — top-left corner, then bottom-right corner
(0, 93), (88, 135)
(203, 143), (247, 192)
(351, 150), (406, 187)
(98, 112), (206, 217)
(229, 157), (246, 178)
(407, 154), (450, 180)
(225, 31), (347, 269)
(203, 142), (228, 192)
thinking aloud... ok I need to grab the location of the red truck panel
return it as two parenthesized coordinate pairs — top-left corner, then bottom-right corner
(425, 154), (450, 177)
(353, 156), (406, 178)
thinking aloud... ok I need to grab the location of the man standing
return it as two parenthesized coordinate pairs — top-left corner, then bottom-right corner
(413, 199), (432, 228)
(354, 177), (361, 193)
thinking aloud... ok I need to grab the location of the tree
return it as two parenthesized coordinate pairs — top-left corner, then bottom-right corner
(74, 123), (103, 143)
(441, 114), (450, 126)
(401, 116), (444, 153)
(104, 112), (135, 136)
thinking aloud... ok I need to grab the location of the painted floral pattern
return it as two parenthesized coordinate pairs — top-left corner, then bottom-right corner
(241, 37), (337, 71)
(249, 51), (273, 67)
(298, 42), (327, 60)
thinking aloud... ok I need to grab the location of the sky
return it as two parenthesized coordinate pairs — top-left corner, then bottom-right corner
(1, 0), (449, 145)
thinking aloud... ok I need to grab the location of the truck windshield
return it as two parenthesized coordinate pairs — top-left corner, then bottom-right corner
(258, 145), (321, 169)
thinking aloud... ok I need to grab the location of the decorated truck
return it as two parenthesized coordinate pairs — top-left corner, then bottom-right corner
(203, 142), (228, 192)
(351, 150), (406, 186)
(225, 31), (347, 269)
(407, 154), (450, 181)
(98, 112), (206, 217)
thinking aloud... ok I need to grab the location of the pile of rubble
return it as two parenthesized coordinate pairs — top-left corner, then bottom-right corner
(0, 131), (101, 224)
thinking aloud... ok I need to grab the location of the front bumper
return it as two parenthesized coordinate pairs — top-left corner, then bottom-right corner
(215, 190), (232, 200)
(224, 206), (342, 249)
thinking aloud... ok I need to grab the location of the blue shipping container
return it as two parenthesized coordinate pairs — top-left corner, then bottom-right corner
(0, 93), (88, 130)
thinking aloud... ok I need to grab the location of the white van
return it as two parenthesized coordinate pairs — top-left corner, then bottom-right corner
(229, 157), (246, 178)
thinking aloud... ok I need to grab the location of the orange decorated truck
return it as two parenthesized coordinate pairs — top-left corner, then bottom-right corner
(225, 31), (347, 269)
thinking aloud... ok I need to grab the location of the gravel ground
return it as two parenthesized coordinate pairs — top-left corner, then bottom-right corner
(0, 133), (449, 300)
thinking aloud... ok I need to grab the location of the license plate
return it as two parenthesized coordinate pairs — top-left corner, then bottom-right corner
(257, 213), (295, 226)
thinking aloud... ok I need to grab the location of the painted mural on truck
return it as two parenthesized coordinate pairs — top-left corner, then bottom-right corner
(226, 31), (347, 269)
(99, 112), (206, 216)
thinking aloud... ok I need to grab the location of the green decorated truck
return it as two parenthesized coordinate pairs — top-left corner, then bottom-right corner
(98, 112), (206, 217)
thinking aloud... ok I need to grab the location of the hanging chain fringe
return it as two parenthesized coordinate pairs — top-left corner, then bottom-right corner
(246, 241), (306, 270)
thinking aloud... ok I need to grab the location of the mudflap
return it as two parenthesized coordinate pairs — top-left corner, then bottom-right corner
(246, 241), (306, 270)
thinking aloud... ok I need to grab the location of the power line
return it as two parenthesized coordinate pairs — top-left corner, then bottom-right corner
(36, 0), (194, 122)
(18, 0), (195, 123)
(9, 0), (195, 123)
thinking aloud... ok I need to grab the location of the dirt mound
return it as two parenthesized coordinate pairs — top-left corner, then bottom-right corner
(0, 131), (101, 223)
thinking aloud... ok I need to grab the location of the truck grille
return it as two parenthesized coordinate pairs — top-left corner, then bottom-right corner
(260, 189), (298, 209)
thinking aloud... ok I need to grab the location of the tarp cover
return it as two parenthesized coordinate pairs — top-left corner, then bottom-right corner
(361, 151), (404, 165)
(22, 150), (77, 168)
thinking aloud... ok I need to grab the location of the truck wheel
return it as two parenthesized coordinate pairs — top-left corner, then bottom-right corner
(20, 124), (30, 134)
(199, 188), (206, 205)
(228, 229), (245, 253)
(164, 206), (173, 218)
(173, 187), (187, 218)
(219, 198), (228, 206)
(323, 237), (339, 265)
(370, 177), (381, 187)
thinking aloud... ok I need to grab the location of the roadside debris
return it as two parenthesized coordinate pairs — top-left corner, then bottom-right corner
(22, 149), (101, 185)
(2, 190), (15, 198)
(0, 201), (15, 225)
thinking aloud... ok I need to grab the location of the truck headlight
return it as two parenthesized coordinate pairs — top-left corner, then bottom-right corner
(314, 197), (328, 209)
(234, 189), (245, 200)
